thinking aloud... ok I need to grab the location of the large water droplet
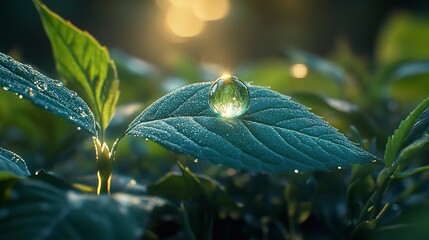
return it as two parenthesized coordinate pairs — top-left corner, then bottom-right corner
(208, 75), (250, 118)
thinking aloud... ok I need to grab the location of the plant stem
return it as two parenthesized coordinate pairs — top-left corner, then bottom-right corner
(93, 137), (113, 195)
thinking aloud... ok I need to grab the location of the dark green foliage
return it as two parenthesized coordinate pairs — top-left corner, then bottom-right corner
(0, 1), (429, 239)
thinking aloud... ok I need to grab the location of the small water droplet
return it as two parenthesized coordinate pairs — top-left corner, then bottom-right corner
(34, 80), (47, 91)
(194, 159), (199, 163)
(294, 169), (299, 174)
(53, 80), (63, 87)
(69, 116), (74, 120)
(2, 86), (9, 91)
(26, 87), (34, 97)
(145, 138), (149, 141)
(337, 166), (342, 170)
(77, 127), (82, 131)
(208, 75), (250, 118)
(18, 95), (23, 99)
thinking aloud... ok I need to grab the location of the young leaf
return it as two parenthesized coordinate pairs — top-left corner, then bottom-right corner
(0, 177), (167, 239)
(0, 52), (97, 135)
(34, 0), (119, 135)
(0, 147), (30, 177)
(384, 96), (429, 167)
(125, 83), (377, 172)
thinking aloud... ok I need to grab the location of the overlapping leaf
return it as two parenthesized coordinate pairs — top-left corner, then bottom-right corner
(0, 177), (166, 239)
(385, 96), (429, 166)
(35, 0), (119, 134)
(126, 83), (377, 172)
(0, 52), (96, 135)
(0, 147), (30, 177)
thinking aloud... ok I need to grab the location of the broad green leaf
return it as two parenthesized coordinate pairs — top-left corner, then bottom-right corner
(0, 147), (30, 177)
(0, 52), (97, 135)
(35, 0), (119, 134)
(385, 96), (429, 166)
(0, 177), (167, 239)
(126, 83), (377, 172)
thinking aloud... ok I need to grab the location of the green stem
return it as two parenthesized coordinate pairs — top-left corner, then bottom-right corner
(93, 137), (113, 195)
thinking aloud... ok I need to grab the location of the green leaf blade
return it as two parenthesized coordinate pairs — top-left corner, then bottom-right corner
(385, 96), (429, 167)
(0, 52), (97, 135)
(126, 83), (377, 172)
(34, 0), (119, 133)
(0, 147), (30, 177)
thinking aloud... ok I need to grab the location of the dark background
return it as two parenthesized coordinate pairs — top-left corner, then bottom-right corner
(1, 0), (429, 72)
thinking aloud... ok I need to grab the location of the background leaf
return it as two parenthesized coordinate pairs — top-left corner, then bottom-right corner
(0, 177), (167, 240)
(284, 48), (346, 87)
(125, 83), (377, 172)
(35, 0), (119, 135)
(376, 13), (429, 65)
(0, 147), (30, 177)
(0, 52), (97, 135)
(147, 167), (240, 211)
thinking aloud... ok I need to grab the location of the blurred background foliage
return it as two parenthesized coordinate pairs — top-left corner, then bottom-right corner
(1, 0), (429, 239)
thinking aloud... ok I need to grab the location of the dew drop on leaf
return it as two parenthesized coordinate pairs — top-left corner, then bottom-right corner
(77, 127), (81, 131)
(208, 74), (250, 118)
(34, 80), (47, 91)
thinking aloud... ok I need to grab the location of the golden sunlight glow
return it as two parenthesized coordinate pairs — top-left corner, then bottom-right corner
(169, 0), (192, 8)
(290, 63), (308, 78)
(166, 6), (206, 37)
(221, 72), (232, 78)
(192, 0), (230, 21)
(159, 0), (230, 39)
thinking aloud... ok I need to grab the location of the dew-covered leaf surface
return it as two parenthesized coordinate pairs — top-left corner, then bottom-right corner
(0, 52), (97, 135)
(35, 0), (119, 132)
(0, 177), (167, 240)
(0, 147), (30, 177)
(126, 83), (377, 172)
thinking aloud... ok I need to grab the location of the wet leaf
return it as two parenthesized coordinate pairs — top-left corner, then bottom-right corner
(0, 52), (97, 135)
(35, 0), (119, 133)
(126, 83), (377, 172)
(0, 177), (167, 239)
(0, 147), (30, 177)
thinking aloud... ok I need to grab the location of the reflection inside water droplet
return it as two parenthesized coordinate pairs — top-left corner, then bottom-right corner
(208, 75), (250, 118)
(34, 80), (47, 91)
